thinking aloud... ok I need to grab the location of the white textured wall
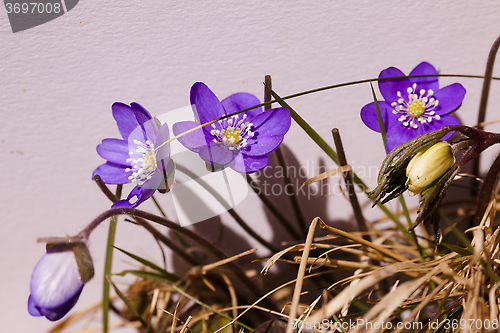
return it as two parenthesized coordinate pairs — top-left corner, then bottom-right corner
(3, 1), (500, 332)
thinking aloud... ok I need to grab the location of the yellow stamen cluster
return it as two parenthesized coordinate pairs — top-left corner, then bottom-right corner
(391, 83), (440, 129)
(125, 139), (157, 185)
(210, 114), (254, 150)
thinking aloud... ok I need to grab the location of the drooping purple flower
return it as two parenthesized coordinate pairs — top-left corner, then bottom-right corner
(360, 62), (466, 152)
(173, 82), (291, 173)
(28, 243), (94, 321)
(92, 102), (175, 208)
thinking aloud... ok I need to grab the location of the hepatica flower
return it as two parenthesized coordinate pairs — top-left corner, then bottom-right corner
(361, 62), (466, 152)
(173, 82), (291, 173)
(28, 243), (94, 321)
(93, 102), (174, 208)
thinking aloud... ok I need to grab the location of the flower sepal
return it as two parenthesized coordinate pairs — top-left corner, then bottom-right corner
(369, 126), (454, 204)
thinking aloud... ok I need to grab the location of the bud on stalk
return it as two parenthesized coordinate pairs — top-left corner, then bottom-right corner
(406, 141), (455, 196)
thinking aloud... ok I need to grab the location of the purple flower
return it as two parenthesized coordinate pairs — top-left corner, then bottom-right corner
(173, 82), (291, 173)
(28, 244), (94, 321)
(360, 62), (466, 152)
(93, 102), (174, 208)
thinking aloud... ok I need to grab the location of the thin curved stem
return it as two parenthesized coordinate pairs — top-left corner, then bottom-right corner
(477, 35), (500, 130)
(472, 35), (500, 203)
(93, 177), (198, 266)
(474, 151), (500, 227)
(160, 74), (500, 149)
(76, 207), (270, 305)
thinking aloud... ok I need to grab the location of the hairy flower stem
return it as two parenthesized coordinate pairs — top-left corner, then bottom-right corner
(76, 207), (276, 308)
(91, 182), (260, 307)
(93, 176), (198, 266)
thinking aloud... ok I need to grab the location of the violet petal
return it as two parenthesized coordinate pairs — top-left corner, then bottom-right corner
(173, 121), (213, 151)
(112, 102), (142, 140)
(96, 139), (131, 165)
(229, 154), (269, 173)
(28, 295), (42, 317)
(408, 61), (439, 93)
(242, 135), (284, 156)
(222, 92), (263, 119)
(30, 246), (84, 313)
(112, 182), (157, 208)
(130, 102), (158, 142)
(379, 67), (412, 103)
(155, 123), (171, 167)
(92, 162), (131, 184)
(360, 101), (395, 133)
(190, 82), (226, 124)
(251, 107), (291, 136)
(198, 143), (237, 166)
(37, 288), (83, 321)
(385, 122), (424, 152)
(432, 83), (467, 115)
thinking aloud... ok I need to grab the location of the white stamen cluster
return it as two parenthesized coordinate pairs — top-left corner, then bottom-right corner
(125, 139), (157, 185)
(210, 114), (254, 150)
(391, 83), (440, 129)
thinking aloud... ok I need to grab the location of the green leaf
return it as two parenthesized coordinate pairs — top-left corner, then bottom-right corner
(107, 276), (148, 328)
(439, 243), (470, 257)
(114, 246), (180, 283)
(369, 80), (386, 147)
(115, 269), (180, 284)
(265, 85), (339, 165)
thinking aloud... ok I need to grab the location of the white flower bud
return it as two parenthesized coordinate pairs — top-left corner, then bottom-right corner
(406, 141), (455, 196)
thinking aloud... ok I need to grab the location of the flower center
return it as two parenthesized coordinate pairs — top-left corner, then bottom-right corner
(210, 114), (254, 150)
(125, 139), (157, 185)
(391, 83), (440, 129)
(223, 128), (242, 145)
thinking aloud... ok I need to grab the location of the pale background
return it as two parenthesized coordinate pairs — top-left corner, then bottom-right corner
(2, 1), (500, 332)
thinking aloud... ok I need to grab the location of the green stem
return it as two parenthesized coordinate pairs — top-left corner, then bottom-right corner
(102, 184), (122, 333)
(265, 84), (403, 227)
(398, 196), (426, 258)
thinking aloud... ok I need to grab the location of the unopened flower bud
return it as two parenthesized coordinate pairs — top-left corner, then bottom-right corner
(28, 242), (94, 321)
(406, 141), (455, 196)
